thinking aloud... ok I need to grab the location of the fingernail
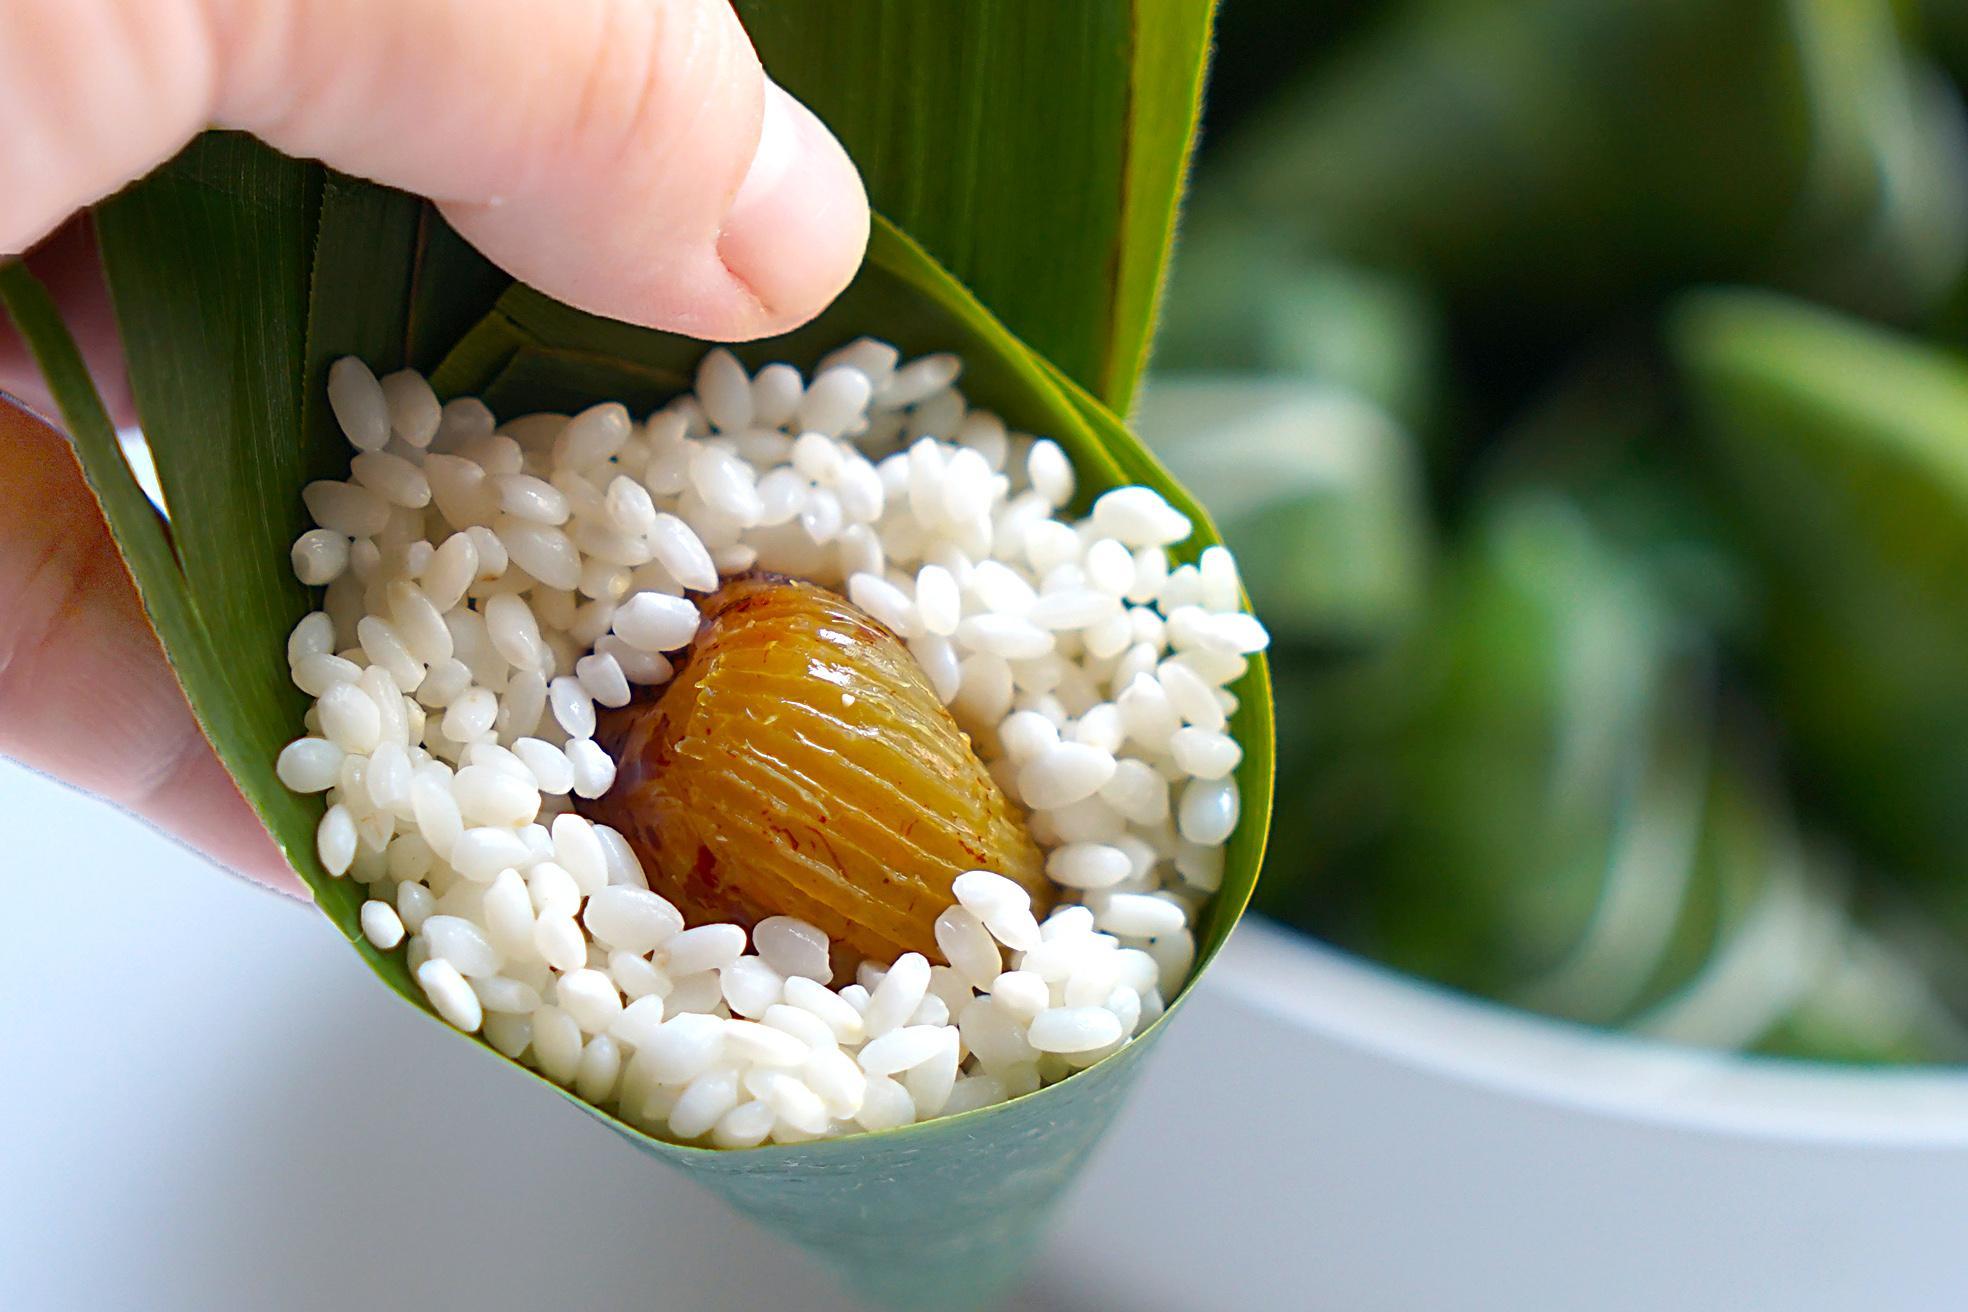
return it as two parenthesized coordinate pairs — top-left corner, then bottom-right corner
(728, 80), (802, 231)
(718, 81), (870, 335)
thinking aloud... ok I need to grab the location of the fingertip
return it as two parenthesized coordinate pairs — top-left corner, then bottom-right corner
(442, 77), (870, 344)
(712, 81), (870, 340)
(159, 744), (312, 901)
(411, 3), (870, 343)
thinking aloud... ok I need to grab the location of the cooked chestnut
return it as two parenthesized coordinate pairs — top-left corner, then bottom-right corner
(584, 575), (1050, 973)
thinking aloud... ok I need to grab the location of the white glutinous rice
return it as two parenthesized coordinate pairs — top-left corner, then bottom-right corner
(277, 340), (1267, 1146)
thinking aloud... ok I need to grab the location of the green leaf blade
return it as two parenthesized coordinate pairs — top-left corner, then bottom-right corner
(404, 211), (511, 375)
(1107, 3), (1217, 404)
(0, 262), (216, 692)
(396, 210), (1273, 1301)
(737, 0), (1215, 412)
(22, 90), (1257, 1304)
(85, 135), (353, 920)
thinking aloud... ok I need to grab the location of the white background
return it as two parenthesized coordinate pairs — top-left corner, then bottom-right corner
(7, 756), (1968, 1311)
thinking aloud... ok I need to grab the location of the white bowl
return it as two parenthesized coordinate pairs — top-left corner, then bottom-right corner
(1041, 917), (1968, 1311)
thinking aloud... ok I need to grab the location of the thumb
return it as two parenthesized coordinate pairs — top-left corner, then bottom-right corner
(0, 0), (869, 340)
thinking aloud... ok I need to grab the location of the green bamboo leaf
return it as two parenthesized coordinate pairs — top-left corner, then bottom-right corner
(69, 135), (421, 988)
(305, 175), (420, 405)
(431, 219), (1134, 492)
(477, 347), (688, 420)
(403, 211), (510, 375)
(6, 135), (1267, 1310)
(1627, 728), (1968, 1063)
(0, 264), (217, 715)
(735, 0), (1215, 410)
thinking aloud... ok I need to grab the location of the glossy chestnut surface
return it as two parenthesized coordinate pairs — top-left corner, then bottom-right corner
(586, 575), (1049, 973)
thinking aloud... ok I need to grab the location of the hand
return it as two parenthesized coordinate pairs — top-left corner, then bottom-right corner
(0, 0), (870, 897)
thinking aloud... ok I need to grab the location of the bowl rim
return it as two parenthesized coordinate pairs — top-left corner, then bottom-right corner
(1217, 917), (1968, 1147)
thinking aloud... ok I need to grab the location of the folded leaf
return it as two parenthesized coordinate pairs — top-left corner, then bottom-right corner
(3, 134), (1268, 1309)
(737, 0), (1216, 411)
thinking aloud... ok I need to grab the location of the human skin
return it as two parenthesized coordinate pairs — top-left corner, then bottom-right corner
(0, 0), (870, 896)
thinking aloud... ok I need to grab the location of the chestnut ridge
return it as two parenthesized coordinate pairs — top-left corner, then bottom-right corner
(583, 570), (1053, 969)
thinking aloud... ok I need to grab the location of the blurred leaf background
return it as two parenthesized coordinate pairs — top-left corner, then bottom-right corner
(1153, 0), (1968, 1060)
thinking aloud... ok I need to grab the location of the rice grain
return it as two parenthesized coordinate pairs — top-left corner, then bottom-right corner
(279, 343), (1267, 1145)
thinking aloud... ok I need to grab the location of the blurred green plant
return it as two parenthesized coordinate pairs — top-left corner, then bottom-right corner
(1155, 221), (1447, 432)
(1134, 376), (1432, 646)
(1256, 475), (1966, 1059)
(1164, 0), (1968, 478)
(1140, 0), (1968, 1062)
(1208, 0), (1967, 323)
(1675, 292), (1968, 925)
